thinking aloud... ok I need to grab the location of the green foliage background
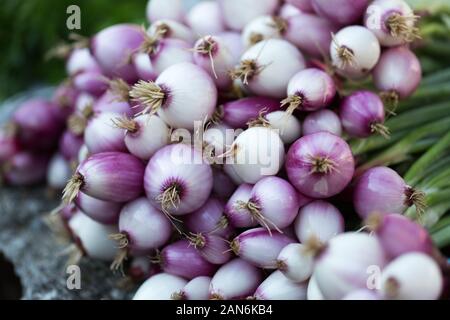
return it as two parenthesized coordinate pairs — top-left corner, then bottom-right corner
(0, 0), (147, 100)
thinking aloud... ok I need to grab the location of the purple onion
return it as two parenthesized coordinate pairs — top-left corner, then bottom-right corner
(159, 239), (216, 280)
(59, 130), (84, 161)
(90, 24), (144, 83)
(145, 38), (193, 76)
(51, 83), (78, 117)
(133, 53), (157, 81)
(241, 16), (283, 47)
(212, 167), (237, 199)
(66, 48), (100, 76)
(294, 200), (344, 244)
(184, 197), (232, 238)
(286, 0), (314, 12)
(133, 273), (187, 300)
(217, 32), (244, 64)
(209, 258), (263, 300)
(148, 19), (195, 44)
(311, 0), (369, 26)
(254, 270), (307, 300)
(128, 256), (158, 282)
(144, 144), (213, 216)
(282, 68), (336, 114)
(277, 243), (315, 283)
(75, 192), (122, 225)
(72, 70), (108, 97)
(181, 276), (211, 300)
(372, 46), (421, 100)
(186, 1), (226, 36)
(225, 183), (258, 228)
(303, 109), (342, 136)
(63, 152), (145, 204)
(93, 90), (133, 116)
(231, 228), (296, 268)
(189, 233), (232, 265)
(279, 4), (303, 19)
(0, 126), (20, 162)
(264, 111), (302, 145)
(47, 153), (72, 190)
(286, 132), (355, 199)
(84, 112), (127, 154)
(340, 90), (388, 138)
(2, 151), (49, 186)
(353, 166), (426, 219)
(146, 0), (185, 23)
(342, 289), (382, 300)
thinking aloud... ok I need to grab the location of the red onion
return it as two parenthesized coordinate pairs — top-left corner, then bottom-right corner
(72, 70), (108, 97)
(231, 39), (305, 98)
(77, 144), (89, 164)
(47, 153), (72, 190)
(303, 109), (342, 136)
(223, 163), (245, 185)
(52, 83), (78, 118)
(380, 253), (443, 300)
(372, 46), (421, 100)
(75, 192), (121, 225)
(133, 53), (157, 81)
(231, 228), (296, 268)
(307, 273), (324, 300)
(66, 48), (101, 76)
(186, 1), (225, 36)
(193, 36), (235, 91)
(281, 68), (336, 115)
(342, 289), (381, 300)
(218, 0), (279, 31)
(240, 176), (300, 231)
(242, 16), (283, 48)
(146, 0), (185, 23)
(340, 90), (388, 138)
(225, 183), (258, 228)
(368, 213), (434, 259)
(84, 112), (127, 154)
(148, 19), (195, 44)
(128, 256), (157, 282)
(2, 152), (49, 186)
(364, 0), (419, 47)
(209, 258), (262, 299)
(254, 270), (307, 300)
(90, 24), (144, 83)
(264, 111), (302, 145)
(294, 200), (344, 244)
(218, 96), (279, 129)
(203, 123), (237, 163)
(212, 167), (236, 199)
(113, 114), (170, 161)
(277, 243), (315, 283)
(314, 232), (386, 299)
(279, 4), (303, 19)
(311, 0), (369, 26)
(330, 26), (381, 79)
(133, 273), (187, 300)
(286, 132), (355, 199)
(179, 276), (211, 300)
(130, 62), (217, 130)
(286, 0), (314, 12)
(188, 233), (232, 265)
(59, 130), (84, 161)
(63, 152), (145, 204)
(158, 239), (216, 280)
(144, 143), (213, 216)
(217, 32), (244, 64)
(93, 90), (133, 116)
(353, 166), (426, 219)
(0, 126), (20, 162)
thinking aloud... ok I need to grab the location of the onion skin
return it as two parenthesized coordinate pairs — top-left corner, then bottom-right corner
(264, 111), (302, 145)
(372, 46), (421, 99)
(279, 4), (303, 19)
(47, 153), (72, 190)
(0, 128), (21, 163)
(52, 83), (78, 118)
(193, 233), (232, 265)
(84, 112), (127, 154)
(66, 48), (101, 76)
(144, 144), (213, 216)
(225, 183), (258, 228)
(160, 240), (216, 280)
(285, 132), (355, 199)
(242, 16), (283, 48)
(93, 91), (133, 116)
(311, 0), (369, 26)
(133, 273), (187, 300)
(182, 276), (211, 300)
(212, 168), (237, 199)
(307, 274), (324, 300)
(286, 0), (314, 12)
(231, 228), (296, 268)
(339, 90), (386, 138)
(209, 258), (263, 300)
(303, 109), (342, 136)
(148, 19), (195, 44)
(75, 192), (122, 225)
(277, 243), (314, 283)
(72, 70), (108, 97)
(186, 1), (225, 36)
(217, 32), (244, 64)
(70, 152), (145, 203)
(146, 0), (185, 23)
(148, 38), (194, 76)
(342, 289), (381, 300)
(59, 130), (84, 161)
(133, 53), (157, 81)
(3, 152), (49, 186)
(254, 270), (307, 300)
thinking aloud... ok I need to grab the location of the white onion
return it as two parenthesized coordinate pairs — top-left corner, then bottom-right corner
(307, 273), (324, 300)
(264, 110), (302, 144)
(242, 16), (283, 48)
(47, 153), (72, 189)
(277, 243), (315, 283)
(254, 270), (307, 300)
(133, 273), (187, 300)
(146, 0), (185, 23)
(303, 109), (342, 136)
(186, 1), (225, 36)
(182, 276), (212, 300)
(148, 19), (195, 44)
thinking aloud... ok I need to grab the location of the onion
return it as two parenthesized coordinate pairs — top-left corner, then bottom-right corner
(179, 276), (211, 300)
(128, 256), (157, 282)
(184, 197), (232, 238)
(218, 96), (279, 129)
(148, 19), (195, 44)
(372, 46), (421, 101)
(2, 152), (49, 186)
(223, 163), (245, 185)
(203, 123), (237, 163)
(231, 39), (305, 98)
(314, 232), (386, 300)
(307, 273), (324, 300)
(186, 1), (225, 36)
(47, 153), (72, 190)
(90, 24), (144, 83)
(209, 258), (262, 300)
(380, 253), (443, 300)
(66, 47), (100, 76)
(277, 243), (315, 283)
(52, 83), (78, 117)
(145, 0), (185, 23)
(364, 0), (419, 47)
(239, 176), (300, 231)
(342, 289), (381, 300)
(72, 70), (108, 97)
(281, 68), (336, 115)
(144, 143), (213, 216)
(133, 273), (187, 300)
(254, 270), (307, 300)
(217, 32), (244, 64)
(353, 166), (426, 219)
(0, 126), (20, 163)
(311, 0), (369, 26)
(294, 200), (344, 244)
(113, 114), (170, 161)
(212, 167), (236, 199)
(286, 132), (355, 199)
(188, 232), (232, 265)
(231, 228), (296, 268)
(63, 152), (145, 204)
(241, 16), (283, 48)
(130, 62), (217, 130)
(340, 90), (388, 138)
(74, 192), (121, 225)
(330, 26), (381, 79)
(59, 130), (84, 161)
(218, 0), (279, 31)
(93, 90), (133, 116)
(77, 144), (89, 164)
(84, 112), (127, 154)
(279, 4), (303, 19)
(225, 183), (258, 228)
(286, 0), (314, 12)
(158, 239), (216, 280)
(132, 53), (157, 81)
(263, 111), (302, 145)
(303, 109), (342, 136)
(368, 213), (434, 259)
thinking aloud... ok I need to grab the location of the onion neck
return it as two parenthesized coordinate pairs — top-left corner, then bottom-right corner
(380, 90), (400, 114)
(67, 104), (94, 136)
(365, 213), (384, 232)
(156, 182), (183, 214)
(62, 173), (84, 204)
(129, 80), (166, 117)
(235, 200), (282, 235)
(247, 108), (271, 128)
(112, 116), (139, 134)
(404, 186), (426, 216)
(188, 233), (206, 249)
(384, 277), (400, 299)
(280, 94), (303, 116)
(171, 291), (186, 300)
(230, 238), (240, 255)
(230, 59), (260, 85)
(386, 13), (420, 43)
(370, 122), (390, 139)
(109, 233), (129, 272)
(303, 236), (326, 258)
(249, 32), (264, 45)
(109, 78), (131, 102)
(310, 156), (336, 175)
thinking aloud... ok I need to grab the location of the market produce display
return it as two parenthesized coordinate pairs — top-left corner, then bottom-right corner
(1, 0), (450, 300)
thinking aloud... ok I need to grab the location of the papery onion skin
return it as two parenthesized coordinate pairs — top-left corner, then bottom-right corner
(75, 192), (122, 225)
(209, 258), (263, 300)
(186, 1), (226, 36)
(279, 4), (303, 19)
(303, 109), (342, 136)
(225, 183), (258, 228)
(286, 132), (355, 199)
(311, 0), (369, 26)
(84, 112), (127, 154)
(254, 270), (307, 300)
(133, 273), (187, 300)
